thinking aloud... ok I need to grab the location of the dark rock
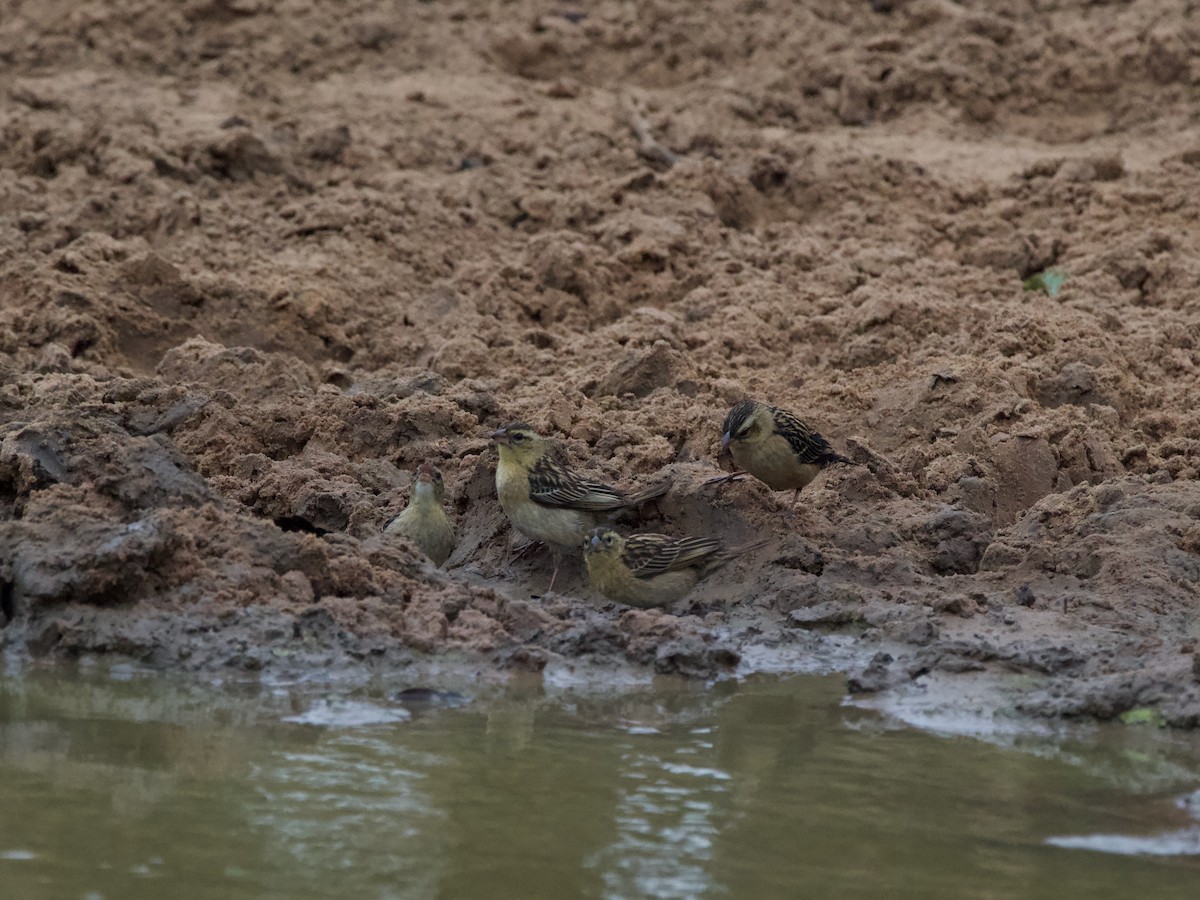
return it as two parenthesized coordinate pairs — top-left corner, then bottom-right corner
(898, 618), (939, 646)
(991, 436), (1059, 526)
(1001, 642), (1085, 675)
(930, 594), (979, 617)
(847, 652), (895, 693)
(908, 640), (997, 677)
(392, 688), (470, 708)
(349, 19), (398, 50)
(1036, 362), (1114, 409)
(546, 619), (622, 656)
(28, 620), (63, 655)
(654, 636), (740, 677)
(931, 653), (986, 674)
(4, 510), (180, 608)
(303, 125), (351, 163)
(497, 644), (552, 672)
(295, 487), (354, 533)
(202, 131), (283, 181)
(979, 541), (1024, 571)
(770, 575), (820, 611)
(922, 505), (992, 574)
(787, 601), (863, 627)
(772, 536), (825, 575)
(595, 341), (689, 398)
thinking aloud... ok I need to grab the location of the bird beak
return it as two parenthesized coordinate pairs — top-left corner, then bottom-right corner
(721, 432), (731, 450)
(490, 428), (510, 446)
(589, 534), (601, 550)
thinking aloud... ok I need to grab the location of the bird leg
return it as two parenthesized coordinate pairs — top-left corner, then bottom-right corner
(545, 545), (565, 595)
(502, 539), (543, 579)
(510, 540), (542, 562)
(703, 470), (748, 487)
(780, 488), (805, 522)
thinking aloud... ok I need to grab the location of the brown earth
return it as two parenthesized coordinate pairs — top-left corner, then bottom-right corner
(2, 0), (1200, 724)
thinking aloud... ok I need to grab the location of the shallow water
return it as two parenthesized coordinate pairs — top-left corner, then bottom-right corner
(1, 662), (1199, 900)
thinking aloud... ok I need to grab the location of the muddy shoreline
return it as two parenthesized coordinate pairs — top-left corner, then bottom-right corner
(2, 0), (1200, 726)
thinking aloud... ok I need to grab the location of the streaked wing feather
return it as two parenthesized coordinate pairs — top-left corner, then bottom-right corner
(623, 534), (722, 579)
(770, 406), (842, 465)
(528, 457), (628, 511)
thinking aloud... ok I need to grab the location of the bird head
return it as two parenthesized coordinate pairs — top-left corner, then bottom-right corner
(583, 526), (622, 560)
(413, 462), (446, 503)
(490, 423), (546, 466)
(721, 399), (770, 449)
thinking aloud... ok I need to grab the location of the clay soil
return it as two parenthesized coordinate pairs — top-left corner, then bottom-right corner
(3, 0), (1200, 724)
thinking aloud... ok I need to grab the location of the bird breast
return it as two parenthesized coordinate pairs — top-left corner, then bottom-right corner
(496, 458), (593, 547)
(386, 504), (454, 566)
(588, 559), (700, 607)
(731, 434), (822, 491)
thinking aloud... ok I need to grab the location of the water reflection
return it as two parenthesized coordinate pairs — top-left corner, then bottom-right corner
(1047, 829), (1200, 856)
(248, 734), (446, 900)
(1, 665), (1199, 900)
(590, 733), (729, 898)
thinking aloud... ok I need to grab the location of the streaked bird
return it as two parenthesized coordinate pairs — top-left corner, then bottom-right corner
(583, 526), (768, 607)
(491, 423), (670, 592)
(710, 399), (850, 507)
(385, 462), (455, 567)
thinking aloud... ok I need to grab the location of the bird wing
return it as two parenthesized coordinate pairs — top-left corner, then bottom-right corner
(770, 406), (848, 466)
(622, 534), (722, 579)
(527, 455), (629, 511)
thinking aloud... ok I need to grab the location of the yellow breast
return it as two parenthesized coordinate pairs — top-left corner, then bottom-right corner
(386, 504), (455, 567)
(731, 434), (822, 491)
(585, 555), (700, 607)
(496, 458), (592, 548)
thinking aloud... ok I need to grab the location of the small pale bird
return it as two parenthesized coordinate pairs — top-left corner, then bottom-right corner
(385, 462), (455, 567)
(710, 399), (850, 507)
(583, 526), (768, 607)
(491, 423), (670, 592)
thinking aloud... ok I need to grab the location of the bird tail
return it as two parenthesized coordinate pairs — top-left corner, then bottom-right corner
(623, 479), (672, 507)
(704, 538), (771, 576)
(820, 450), (854, 467)
(728, 537), (771, 559)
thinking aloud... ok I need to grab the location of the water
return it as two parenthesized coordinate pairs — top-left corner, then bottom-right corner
(1, 663), (1198, 900)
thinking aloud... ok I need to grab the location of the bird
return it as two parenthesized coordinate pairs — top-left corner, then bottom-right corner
(583, 526), (769, 607)
(384, 462), (455, 567)
(709, 399), (850, 507)
(491, 423), (670, 592)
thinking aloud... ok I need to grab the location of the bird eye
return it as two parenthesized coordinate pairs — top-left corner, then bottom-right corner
(604, 536), (613, 546)
(511, 433), (525, 443)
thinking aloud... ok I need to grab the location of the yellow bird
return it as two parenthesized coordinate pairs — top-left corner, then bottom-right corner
(384, 462), (455, 567)
(583, 526), (768, 607)
(491, 423), (670, 592)
(711, 399), (850, 507)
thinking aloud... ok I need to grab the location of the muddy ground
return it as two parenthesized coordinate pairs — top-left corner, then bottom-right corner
(2, 0), (1200, 725)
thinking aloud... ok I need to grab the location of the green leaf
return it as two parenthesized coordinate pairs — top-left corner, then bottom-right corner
(1022, 268), (1067, 297)
(1118, 707), (1165, 726)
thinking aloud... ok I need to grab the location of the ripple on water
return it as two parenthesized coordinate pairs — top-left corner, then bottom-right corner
(586, 733), (731, 900)
(282, 699), (412, 727)
(1046, 828), (1200, 856)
